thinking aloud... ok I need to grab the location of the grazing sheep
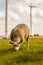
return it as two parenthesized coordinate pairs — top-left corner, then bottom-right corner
(10, 24), (30, 50)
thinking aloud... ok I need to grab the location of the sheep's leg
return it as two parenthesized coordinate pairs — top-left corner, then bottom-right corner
(26, 37), (29, 48)
(28, 38), (29, 48)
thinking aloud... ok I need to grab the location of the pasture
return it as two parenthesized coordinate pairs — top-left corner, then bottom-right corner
(0, 37), (43, 65)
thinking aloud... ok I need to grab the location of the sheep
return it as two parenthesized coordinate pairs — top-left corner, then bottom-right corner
(10, 24), (30, 51)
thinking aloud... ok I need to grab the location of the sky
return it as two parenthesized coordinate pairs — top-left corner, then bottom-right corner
(0, 0), (43, 36)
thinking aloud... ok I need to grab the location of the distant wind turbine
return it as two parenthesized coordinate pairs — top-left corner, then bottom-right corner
(5, 0), (8, 38)
(28, 1), (43, 35)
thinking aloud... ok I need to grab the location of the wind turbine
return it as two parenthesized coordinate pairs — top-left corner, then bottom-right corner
(28, 2), (37, 35)
(5, 0), (8, 38)
(28, 1), (43, 35)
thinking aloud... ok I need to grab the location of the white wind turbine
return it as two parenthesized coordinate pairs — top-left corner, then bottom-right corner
(28, 0), (43, 35)
(5, 0), (8, 38)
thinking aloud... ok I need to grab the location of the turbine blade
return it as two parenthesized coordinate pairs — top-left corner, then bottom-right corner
(28, 5), (43, 9)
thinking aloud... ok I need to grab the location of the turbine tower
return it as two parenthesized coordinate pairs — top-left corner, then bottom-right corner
(29, 2), (32, 35)
(29, 1), (37, 35)
(5, 0), (8, 38)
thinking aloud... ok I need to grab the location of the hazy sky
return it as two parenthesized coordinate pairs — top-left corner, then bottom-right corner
(0, 0), (43, 36)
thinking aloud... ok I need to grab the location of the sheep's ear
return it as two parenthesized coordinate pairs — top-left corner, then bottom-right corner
(10, 42), (13, 44)
(10, 41), (14, 44)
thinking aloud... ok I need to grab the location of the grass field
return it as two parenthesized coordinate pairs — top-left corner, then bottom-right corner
(0, 37), (43, 65)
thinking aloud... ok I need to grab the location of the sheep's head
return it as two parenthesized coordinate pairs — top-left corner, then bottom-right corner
(10, 37), (21, 50)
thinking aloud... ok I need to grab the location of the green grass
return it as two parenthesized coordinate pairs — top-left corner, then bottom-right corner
(0, 38), (43, 65)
